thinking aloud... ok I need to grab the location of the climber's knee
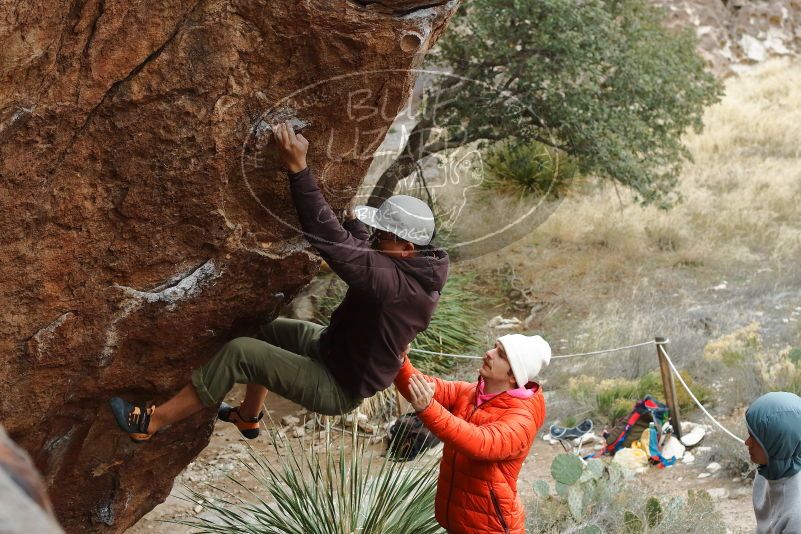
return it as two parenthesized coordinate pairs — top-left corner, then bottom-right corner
(217, 337), (265, 375)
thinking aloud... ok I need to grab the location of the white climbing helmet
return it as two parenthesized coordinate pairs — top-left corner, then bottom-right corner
(353, 195), (435, 246)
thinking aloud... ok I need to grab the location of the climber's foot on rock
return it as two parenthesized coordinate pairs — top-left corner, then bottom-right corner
(109, 397), (156, 443)
(218, 402), (263, 439)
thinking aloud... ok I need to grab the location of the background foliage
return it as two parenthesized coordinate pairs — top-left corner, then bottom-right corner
(420, 0), (723, 206)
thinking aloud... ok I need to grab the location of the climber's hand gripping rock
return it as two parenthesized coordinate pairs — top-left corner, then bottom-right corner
(273, 121), (308, 173)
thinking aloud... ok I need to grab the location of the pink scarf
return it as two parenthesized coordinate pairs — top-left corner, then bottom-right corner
(476, 377), (536, 406)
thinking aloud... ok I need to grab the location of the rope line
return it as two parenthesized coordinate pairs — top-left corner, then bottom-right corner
(660, 346), (745, 444)
(551, 340), (656, 359)
(409, 348), (481, 360)
(411, 338), (746, 445)
(409, 339), (656, 361)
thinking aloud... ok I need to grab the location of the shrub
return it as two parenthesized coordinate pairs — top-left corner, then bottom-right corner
(788, 348), (801, 366)
(697, 323), (799, 409)
(785, 373), (801, 396)
(568, 372), (712, 425)
(644, 223), (685, 252)
(704, 324), (801, 398)
(698, 422), (755, 481)
(483, 140), (578, 198)
(775, 347), (801, 396)
(432, 0), (722, 207)
(703, 323), (761, 365)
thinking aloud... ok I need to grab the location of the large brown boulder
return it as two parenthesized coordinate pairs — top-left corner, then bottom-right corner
(0, 0), (459, 531)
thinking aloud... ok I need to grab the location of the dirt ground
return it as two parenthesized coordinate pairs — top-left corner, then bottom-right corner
(130, 386), (756, 534)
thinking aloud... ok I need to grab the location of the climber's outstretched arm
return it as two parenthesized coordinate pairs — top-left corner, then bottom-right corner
(273, 121), (401, 300)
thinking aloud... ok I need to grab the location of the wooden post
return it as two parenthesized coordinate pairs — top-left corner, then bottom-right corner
(655, 337), (682, 440)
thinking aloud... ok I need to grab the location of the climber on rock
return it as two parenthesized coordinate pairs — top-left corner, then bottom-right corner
(109, 121), (449, 442)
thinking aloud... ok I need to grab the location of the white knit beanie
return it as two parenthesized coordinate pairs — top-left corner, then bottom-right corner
(497, 334), (552, 387)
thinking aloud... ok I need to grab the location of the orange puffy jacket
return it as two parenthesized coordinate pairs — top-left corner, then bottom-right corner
(395, 357), (546, 534)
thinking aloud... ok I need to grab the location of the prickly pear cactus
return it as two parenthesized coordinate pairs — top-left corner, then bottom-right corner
(607, 459), (624, 484)
(645, 496), (664, 528)
(533, 479), (550, 498)
(580, 458), (605, 483)
(623, 510), (644, 534)
(568, 485), (585, 520)
(551, 453), (584, 486)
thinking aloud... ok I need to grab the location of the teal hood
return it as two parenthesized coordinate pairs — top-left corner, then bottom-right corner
(745, 392), (801, 481)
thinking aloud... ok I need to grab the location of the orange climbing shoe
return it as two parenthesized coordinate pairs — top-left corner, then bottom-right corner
(109, 397), (155, 443)
(217, 402), (263, 439)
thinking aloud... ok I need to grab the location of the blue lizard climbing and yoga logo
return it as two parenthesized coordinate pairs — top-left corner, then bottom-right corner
(239, 69), (567, 261)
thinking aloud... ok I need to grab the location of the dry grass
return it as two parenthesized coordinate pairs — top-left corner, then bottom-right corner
(536, 58), (801, 268)
(461, 59), (801, 322)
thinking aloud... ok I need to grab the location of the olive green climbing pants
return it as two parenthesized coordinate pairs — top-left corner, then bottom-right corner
(191, 318), (362, 416)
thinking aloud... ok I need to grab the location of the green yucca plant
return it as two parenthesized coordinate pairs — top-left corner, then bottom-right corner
(482, 140), (578, 199)
(173, 420), (443, 534)
(411, 273), (487, 374)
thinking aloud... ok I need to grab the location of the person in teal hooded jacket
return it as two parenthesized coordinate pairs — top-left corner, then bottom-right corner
(744, 391), (801, 534)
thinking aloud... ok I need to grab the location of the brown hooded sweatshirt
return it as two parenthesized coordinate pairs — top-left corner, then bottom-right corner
(288, 167), (449, 398)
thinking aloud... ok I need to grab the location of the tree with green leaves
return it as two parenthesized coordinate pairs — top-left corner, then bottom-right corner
(368, 0), (722, 208)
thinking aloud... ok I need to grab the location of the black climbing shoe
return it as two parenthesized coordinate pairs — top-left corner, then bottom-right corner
(217, 402), (263, 439)
(109, 397), (155, 443)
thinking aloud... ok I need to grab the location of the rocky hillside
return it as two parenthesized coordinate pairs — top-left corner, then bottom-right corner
(656, 0), (801, 74)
